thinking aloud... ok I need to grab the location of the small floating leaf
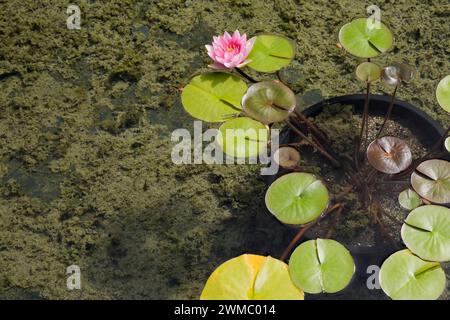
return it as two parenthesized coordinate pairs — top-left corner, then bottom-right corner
(265, 172), (329, 225)
(181, 72), (247, 122)
(445, 137), (450, 153)
(242, 80), (296, 124)
(338, 18), (393, 58)
(436, 75), (450, 112)
(367, 136), (412, 174)
(401, 205), (450, 262)
(379, 249), (446, 300)
(274, 147), (300, 169)
(355, 62), (381, 83)
(201, 254), (304, 300)
(288, 239), (355, 294)
(217, 117), (268, 158)
(411, 159), (450, 204)
(247, 35), (295, 73)
(381, 63), (413, 86)
(398, 189), (422, 210)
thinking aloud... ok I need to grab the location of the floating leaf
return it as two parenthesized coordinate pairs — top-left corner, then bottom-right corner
(247, 35), (295, 73)
(288, 239), (355, 294)
(355, 62), (381, 83)
(380, 63), (413, 86)
(367, 136), (412, 174)
(265, 172), (329, 225)
(338, 18), (393, 58)
(201, 254), (304, 300)
(217, 117), (268, 158)
(436, 75), (450, 112)
(242, 80), (296, 124)
(411, 159), (450, 204)
(181, 72), (247, 122)
(274, 147), (300, 169)
(445, 137), (450, 153)
(398, 189), (422, 210)
(401, 205), (450, 262)
(379, 249), (446, 300)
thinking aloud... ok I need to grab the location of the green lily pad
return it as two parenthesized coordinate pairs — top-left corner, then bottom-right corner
(247, 35), (295, 73)
(379, 249), (446, 300)
(338, 18), (393, 58)
(217, 117), (268, 158)
(398, 189), (422, 210)
(288, 239), (355, 294)
(436, 75), (450, 112)
(265, 172), (329, 225)
(411, 159), (450, 204)
(242, 80), (296, 124)
(445, 137), (450, 153)
(201, 254), (304, 300)
(181, 72), (247, 122)
(401, 205), (450, 262)
(355, 62), (381, 83)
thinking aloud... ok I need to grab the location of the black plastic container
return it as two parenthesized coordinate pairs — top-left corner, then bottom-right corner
(268, 94), (446, 299)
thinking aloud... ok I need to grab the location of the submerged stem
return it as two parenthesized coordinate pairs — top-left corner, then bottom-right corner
(235, 68), (257, 83)
(376, 85), (398, 139)
(354, 82), (371, 169)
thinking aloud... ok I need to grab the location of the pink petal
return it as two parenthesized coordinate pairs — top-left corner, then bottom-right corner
(209, 62), (228, 70)
(246, 36), (257, 52)
(223, 31), (232, 40)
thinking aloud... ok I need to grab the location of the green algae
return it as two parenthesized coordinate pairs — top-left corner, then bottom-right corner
(0, 0), (449, 299)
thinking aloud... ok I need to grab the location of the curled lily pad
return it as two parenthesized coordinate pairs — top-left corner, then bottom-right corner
(355, 62), (381, 83)
(242, 80), (296, 124)
(217, 117), (268, 158)
(398, 189), (422, 210)
(380, 63), (413, 86)
(436, 75), (450, 112)
(181, 72), (247, 122)
(445, 137), (450, 153)
(379, 249), (446, 300)
(411, 159), (450, 204)
(247, 35), (295, 73)
(274, 147), (300, 169)
(338, 18), (393, 58)
(265, 172), (329, 225)
(367, 136), (412, 174)
(401, 205), (450, 262)
(288, 239), (355, 294)
(201, 254), (304, 300)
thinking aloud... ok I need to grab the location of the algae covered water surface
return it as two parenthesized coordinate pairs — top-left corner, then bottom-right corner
(0, 0), (449, 299)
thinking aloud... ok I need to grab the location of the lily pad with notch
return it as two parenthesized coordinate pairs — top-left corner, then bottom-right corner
(242, 80), (296, 124)
(379, 249), (446, 300)
(217, 117), (268, 158)
(274, 147), (300, 169)
(338, 18), (393, 58)
(380, 63), (414, 86)
(288, 239), (355, 294)
(247, 35), (295, 73)
(181, 72), (247, 122)
(411, 159), (450, 204)
(355, 62), (381, 83)
(367, 136), (412, 174)
(401, 205), (450, 262)
(265, 172), (329, 225)
(398, 189), (422, 210)
(201, 254), (304, 300)
(436, 75), (450, 113)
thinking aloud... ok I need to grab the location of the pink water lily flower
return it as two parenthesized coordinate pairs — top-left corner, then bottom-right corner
(205, 30), (256, 70)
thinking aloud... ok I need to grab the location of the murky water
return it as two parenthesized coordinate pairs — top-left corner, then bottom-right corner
(0, 0), (449, 299)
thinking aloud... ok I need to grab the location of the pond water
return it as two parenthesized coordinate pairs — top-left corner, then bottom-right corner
(0, 0), (448, 299)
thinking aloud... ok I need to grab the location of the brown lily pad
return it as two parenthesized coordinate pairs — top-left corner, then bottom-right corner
(411, 159), (450, 204)
(274, 147), (300, 169)
(367, 136), (412, 174)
